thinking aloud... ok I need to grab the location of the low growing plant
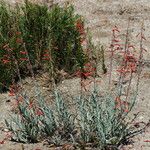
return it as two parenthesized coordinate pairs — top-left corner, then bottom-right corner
(5, 94), (40, 143)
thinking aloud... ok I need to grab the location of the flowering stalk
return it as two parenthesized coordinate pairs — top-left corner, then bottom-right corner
(135, 23), (145, 94)
(109, 26), (120, 87)
(117, 19), (130, 97)
(22, 43), (35, 79)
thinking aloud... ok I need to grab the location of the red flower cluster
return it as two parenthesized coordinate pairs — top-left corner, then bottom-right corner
(1, 54), (11, 64)
(76, 19), (85, 35)
(76, 19), (86, 43)
(16, 31), (21, 35)
(35, 108), (44, 116)
(8, 85), (16, 96)
(3, 44), (14, 52)
(76, 63), (97, 91)
(115, 97), (129, 113)
(117, 62), (137, 74)
(42, 50), (51, 61)
(16, 38), (23, 44)
(19, 51), (28, 61)
(76, 63), (96, 79)
(28, 101), (33, 109)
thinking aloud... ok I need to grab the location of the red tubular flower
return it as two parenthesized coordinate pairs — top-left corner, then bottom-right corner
(0, 140), (5, 144)
(20, 51), (28, 55)
(124, 108), (129, 113)
(75, 62), (96, 79)
(29, 101), (33, 109)
(9, 89), (15, 96)
(16, 38), (23, 44)
(112, 26), (120, 38)
(2, 59), (10, 64)
(76, 19), (86, 45)
(112, 26), (120, 33)
(8, 85), (16, 96)
(144, 140), (150, 142)
(36, 108), (44, 116)
(115, 97), (122, 109)
(76, 71), (90, 79)
(125, 54), (137, 62)
(116, 67), (129, 74)
(112, 39), (120, 43)
(83, 72), (93, 77)
(20, 58), (28, 61)
(128, 63), (137, 73)
(16, 31), (21, 35)
(76, 19), (85, 35)
(42, 50), (51, 61)
(9, 92), (15, 96)
(84, 63), (96, 72)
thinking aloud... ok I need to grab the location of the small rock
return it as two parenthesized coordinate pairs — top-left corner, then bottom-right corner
(6, 99), (11, 103)
(3, 128), (9, 132)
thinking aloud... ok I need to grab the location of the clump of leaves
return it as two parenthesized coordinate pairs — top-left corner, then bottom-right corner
(5, 94), (40, 143)
(54, 91), (75, 136)
(5, 90), (75, 144)
(75, 89), (137, 149)
(37, 93), (57, 137)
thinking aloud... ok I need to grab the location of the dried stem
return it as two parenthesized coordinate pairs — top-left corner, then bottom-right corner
(135, 22), (145, 97)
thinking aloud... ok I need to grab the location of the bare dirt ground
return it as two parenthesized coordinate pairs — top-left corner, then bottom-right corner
(0, 0), (150, 149)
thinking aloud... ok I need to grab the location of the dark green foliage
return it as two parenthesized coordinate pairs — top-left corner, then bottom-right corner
(20, 1), (50, 64)
(0, 1), (86, 91)
(49, 5), (86, 71)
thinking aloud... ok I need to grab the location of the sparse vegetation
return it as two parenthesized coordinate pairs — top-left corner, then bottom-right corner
(0, 0), (148, 150)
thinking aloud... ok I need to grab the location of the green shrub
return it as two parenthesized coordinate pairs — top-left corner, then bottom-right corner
(0, 1), (87, 91)
(49, 5), (86, 72)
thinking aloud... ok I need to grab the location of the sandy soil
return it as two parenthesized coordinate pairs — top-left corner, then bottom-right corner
(0, 0), (150, 149)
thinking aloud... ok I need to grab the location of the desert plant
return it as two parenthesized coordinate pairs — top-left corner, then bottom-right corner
(3, 2), (145, 149)
(20, 0), (50, 65)
(54, 90), (75, 137)
(37, 93), (57, 136)
(0, 1), (88, 91)
(48, 5), (86, 72)
(5, 94), (40, 143)
(75, 89), (138, 149)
